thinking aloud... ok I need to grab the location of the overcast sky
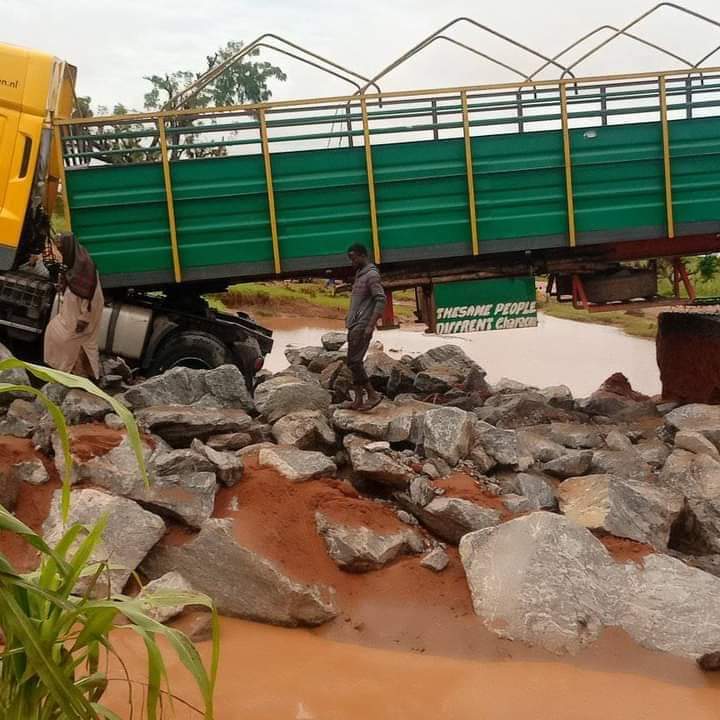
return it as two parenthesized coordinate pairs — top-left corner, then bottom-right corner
(3, 0), (720, 112)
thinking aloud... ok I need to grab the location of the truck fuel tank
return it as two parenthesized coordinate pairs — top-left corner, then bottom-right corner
(98, 303), (152, 360)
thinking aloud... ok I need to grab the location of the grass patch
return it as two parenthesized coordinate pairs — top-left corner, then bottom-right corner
(540, 299), (658, 339)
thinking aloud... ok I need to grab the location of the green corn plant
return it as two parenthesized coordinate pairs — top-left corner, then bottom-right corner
(0, 359), (219, 719)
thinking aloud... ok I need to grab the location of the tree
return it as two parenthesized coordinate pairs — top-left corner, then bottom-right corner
(696, 254), (719, 283)
(142, 41), (286, 159)
(143, 41), (286, 110)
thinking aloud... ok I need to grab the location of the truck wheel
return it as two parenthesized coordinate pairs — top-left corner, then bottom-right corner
(149, 331), (231, 374)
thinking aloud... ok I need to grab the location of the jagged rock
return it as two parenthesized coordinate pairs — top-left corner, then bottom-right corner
(343, 435), (414, 487)
(660, 452), (720, 553)
(507, 472), (556, 510)
(493, 378), (531, 393)
(44, 488), (165, 595)
(150, 446), (213, 476)
(539, 385), (574, 410)
(271, 410), (336, 450)
(409, 476), (436, 507)
(237, 442), (277, 457)
(366, 441), (390, 452)
(332, 399), (431, 440)
(463, 366), (492, 396)
(617, 554), (720, 658)
(414, 365), (465, 394)
(387, 362), (417, 397)
(420, 546), (450, 572)
(120, 365), (254, 413)
(557, 474), (683, 549)
(550, 423), (602, 449)
(591, 450), (651, 482)
(11, 458), (48, 486)
(675, 430), (720, 460)
(580, 393), (657, 420)
(423, 407), (472, 466)
(255, 376), (331, 423)
(321, 332), (347, 351)
(543, 450), (593, 479)
(605, 430), (633, 452)
(141, 518), (337, 626)
(60, 390), (112, 425)
(475, 429), (532, 470)
(315, 511), (424, 572)
(491, 396), (577, 430)
(102, 355), (133, 381)
(397, 509), (419, 526)
(191, 440), (244, 487)
(468, 446), (496, 474)
(461, 512), (720, 658)
(284, 345), (323, 366)
(365, 351), (398, 392)
(277, 364), (319, 383)
(206, 432), (254, 451)
(104, 413), (125, 431)
(0, 399), (40, 438)
(258, 446), (336, 481)
(669, 551), (720, 579)
(0, 468), (20, 510)
(664, 404), (720, 442)
(410, 496), (501, 544)
(136, 406), (253, 447)
(307, 350), (345, 374)
(635, 439), (671, 468)
(411, 344), (477, 373)
(501, 494), (532, 513)
(140, 571), (195, 623)
(183, 612), (214, 643)
(459, 512), (616, 655)
(320, 359), (353, 402)
(0, 344), (30, 405)
(517, 430), (566, 463)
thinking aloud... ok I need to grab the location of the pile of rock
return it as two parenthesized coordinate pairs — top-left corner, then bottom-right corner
(8, 335), (720, 662)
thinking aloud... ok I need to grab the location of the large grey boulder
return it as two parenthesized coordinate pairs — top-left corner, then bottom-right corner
(517, 430), (566, 463)
(343, 435), (415, 487)
(140, 571), (195, 623)
(121, 365), (254, 413)
(617, 554), (720, 658)
(550, 423), (603, 450)
(66, 438), (218, 529)
(475, 429), (532, 470)
(660, 452), (720, 553)
(591, 450), (652, 482)
(459, 512), (616, 654)
(543, 450), (594, 479)
(1, 398), (42, 438)
(414, 365), (465, 394)
(60, 390), (112, 425)
(0, 343), (30, 405)
(271, 410), (336, 450)
(421, 546), (450, 572)
(411, 344), (478, 373)
(315, 511), (424, 572)
(505, 472), (556, 510)
(491, 396), (578, 430)
(635, 439), (671, 468)
(258, 446), (336, 481)
(675, 430), (720, 460)
(255, 376), (331, 423)
(365, 351), (399, 392)
(321, 332), (347, 351)
(307, 350), (345, 374)
(332, 399), (432, 440)
(410, 496), (501, 544)
(557, 474), (683, 549)
(284, 345), (323, 366)
(141, 518), (337, 626)
(12, 458), (49, 486)
(191, 440), (244, 487)
(387, 362), (417, 397)
(664, 404), (720, 443)
(423, 407), (472, 466)
(44, 489), (165, 595)
(136, 405), (253, 447)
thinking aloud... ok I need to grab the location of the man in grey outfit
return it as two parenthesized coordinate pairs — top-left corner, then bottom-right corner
(343, 243), (386, 411)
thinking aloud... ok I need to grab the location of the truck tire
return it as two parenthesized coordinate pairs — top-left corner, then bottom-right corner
(149, 330), (232, 374)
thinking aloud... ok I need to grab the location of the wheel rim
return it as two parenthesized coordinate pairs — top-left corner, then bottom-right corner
(167, 355), (213, 370)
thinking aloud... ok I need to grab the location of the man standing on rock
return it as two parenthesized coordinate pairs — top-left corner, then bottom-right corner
(343, 243), (386, 411)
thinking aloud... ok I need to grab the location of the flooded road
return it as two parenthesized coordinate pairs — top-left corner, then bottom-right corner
(263, 314), (661, 397)
(106, 618), (720, 720)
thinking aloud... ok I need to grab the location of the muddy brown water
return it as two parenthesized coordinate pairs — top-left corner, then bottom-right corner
(263, 314), (661, 397)
(104, 619), (720, 720)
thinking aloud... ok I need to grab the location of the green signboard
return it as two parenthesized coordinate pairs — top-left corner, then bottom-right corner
(434, 277), (537, 334)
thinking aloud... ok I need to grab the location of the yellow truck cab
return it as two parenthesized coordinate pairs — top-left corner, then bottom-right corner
(0, 43), (75, 268)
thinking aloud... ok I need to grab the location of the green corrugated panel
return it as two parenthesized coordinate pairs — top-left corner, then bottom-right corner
(64, 115), (720, 287)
